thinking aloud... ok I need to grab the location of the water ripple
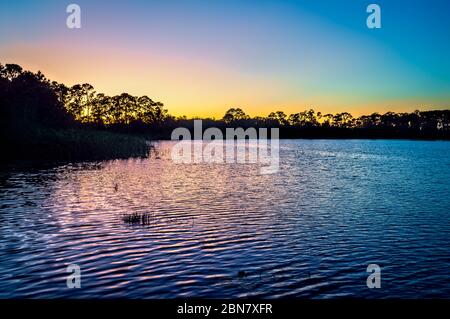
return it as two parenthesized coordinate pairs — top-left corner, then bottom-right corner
(0, 140), (449, 298)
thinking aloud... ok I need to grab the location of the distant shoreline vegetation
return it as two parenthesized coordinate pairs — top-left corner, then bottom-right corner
(1, 63), (449, 161)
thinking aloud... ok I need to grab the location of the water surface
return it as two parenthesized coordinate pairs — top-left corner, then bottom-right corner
(0, 140), (449, 298)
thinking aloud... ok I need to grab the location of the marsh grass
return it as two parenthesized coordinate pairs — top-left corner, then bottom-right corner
(121, 212), (196, 228)
(5, 127), (150, 161)
(121, 212), (154, 225)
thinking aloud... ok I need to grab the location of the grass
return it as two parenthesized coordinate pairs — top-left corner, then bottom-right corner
(121, 212), (154, 225)
(4, 126), (150, 161)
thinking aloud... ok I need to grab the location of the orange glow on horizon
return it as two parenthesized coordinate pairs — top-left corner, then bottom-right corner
(1, 40), (448, 119)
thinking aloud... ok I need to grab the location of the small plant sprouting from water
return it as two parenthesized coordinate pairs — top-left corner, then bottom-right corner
(121, 212), (196, 228)
(121, 212), (154, 225)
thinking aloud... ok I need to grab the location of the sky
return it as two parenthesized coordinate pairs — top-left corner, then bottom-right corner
(0, 0), (449, 118)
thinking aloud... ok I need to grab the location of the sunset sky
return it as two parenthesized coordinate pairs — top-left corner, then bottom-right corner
(1, 0), (449, 118)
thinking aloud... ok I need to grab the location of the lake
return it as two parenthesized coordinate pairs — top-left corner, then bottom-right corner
(0, 139), (449, 298)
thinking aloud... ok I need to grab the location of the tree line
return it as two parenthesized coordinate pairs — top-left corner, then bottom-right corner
(220, 107), (450, 131)
(1, 62), (449, 141)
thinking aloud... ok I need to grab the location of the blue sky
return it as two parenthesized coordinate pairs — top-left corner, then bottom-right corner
(1, 0), (449, 117)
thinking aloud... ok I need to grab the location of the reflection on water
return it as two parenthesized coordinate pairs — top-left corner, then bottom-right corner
(0, 140), (449, 298)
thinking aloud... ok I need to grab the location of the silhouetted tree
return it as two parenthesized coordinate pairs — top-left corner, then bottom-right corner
(333, 112), (353, 128)
(223, 108), (249, 123)
(268, 111), (288, 126)
(0, 63), (23, 81)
